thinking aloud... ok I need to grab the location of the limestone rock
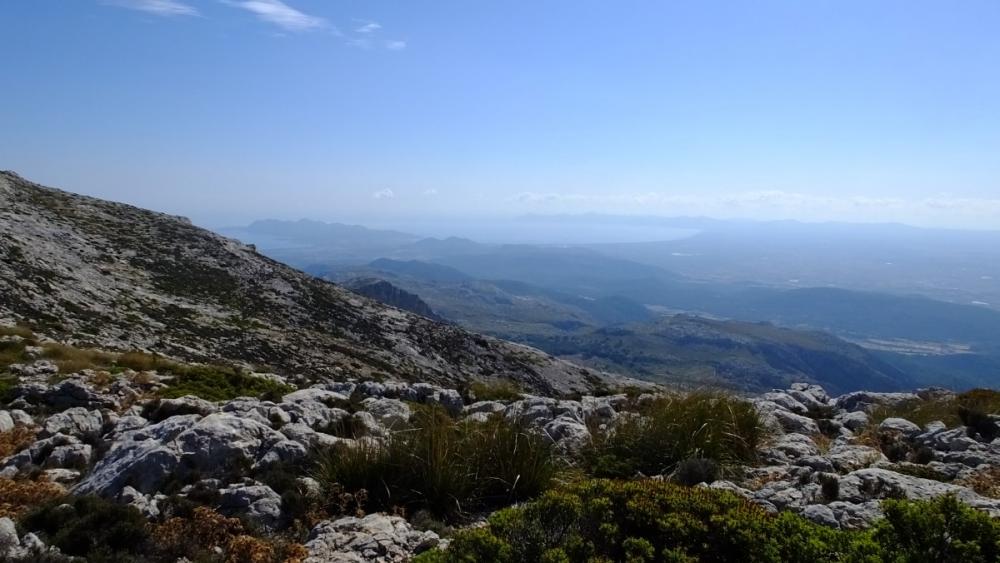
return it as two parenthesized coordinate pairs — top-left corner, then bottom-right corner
(304, 514), (440, 563)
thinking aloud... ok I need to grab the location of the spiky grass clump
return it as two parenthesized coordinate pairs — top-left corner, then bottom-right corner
(582, 391), (764, 479)
(314, 406), (556, 520)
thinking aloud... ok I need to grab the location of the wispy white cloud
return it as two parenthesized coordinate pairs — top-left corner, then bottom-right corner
(385, 40), (406, 51)
(423, 188), (439, 196)
(373, 189), (395, 200)
(223, 0), (326, 32)
(104, 0), (199, 16)
(354, 20), (381, 33)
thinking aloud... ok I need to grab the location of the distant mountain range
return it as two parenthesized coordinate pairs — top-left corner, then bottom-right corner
(0, 172), (627, 395)
(223, 218), (1000, 391)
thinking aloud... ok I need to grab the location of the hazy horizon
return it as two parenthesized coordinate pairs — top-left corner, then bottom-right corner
(4, 1), (1000, 229)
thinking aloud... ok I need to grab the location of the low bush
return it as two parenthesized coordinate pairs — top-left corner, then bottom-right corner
(152, 506), (307, 563)
(158, 365), (294, 402)
(672, 457), (719, 486)
(467, 380), (523, 402)
(416, 482), (1000, 563)
(414, 479), (849, 563)
(872, 494), (1000, 563)
(582, 392), (764, 478)
(819, 473), (840, 502)
(0, 426), (37, 459)
(889, 463), (952, 483)
(20, 495), (151, 561)
(956, 466), (1000, 499)
(314, 406), (556, 520)
(0, 374), (20, 404)
(0, 341), (28, 374)
(958, 405), (999, 442)
(0, 478), (64, 519)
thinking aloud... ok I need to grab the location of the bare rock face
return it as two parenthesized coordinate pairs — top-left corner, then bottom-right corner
(73, 412), (291, 497)
(0, 171), (625, 396)
(304, 514), (441, 563)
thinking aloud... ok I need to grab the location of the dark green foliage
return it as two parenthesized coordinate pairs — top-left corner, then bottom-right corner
(889, 463), (952, 483)
(19, 495), (150, 562)
(819, 473), (840, 502)
(672, 457), (719, 486)
(879, 434), (911, 463)
(911, 446), (936, 465)
(0, 328), (31, 375)
(959, 406), (1000, 442)
(467, 380), (523, 402)
(872, 495), (1000, 562)
(314, 406), (556, 520)
(583, 392), (764, 478)
(418, 483), (1000, 563)
(415, 479), (849, 563)
(0, 374), (18, 404)
(158, 365), (294, 402)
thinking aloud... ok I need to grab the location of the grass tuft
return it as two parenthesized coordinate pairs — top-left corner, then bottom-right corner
(314, 406), (556, 520)
(582, 391), (764, 479)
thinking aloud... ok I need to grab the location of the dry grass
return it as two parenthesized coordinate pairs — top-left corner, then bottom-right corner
(41, 343), (115, 374)
(129, 370), (156, 386)
(117, 351), (176, 372)
(0, 478), (65, 519)
(88, 370), (116, 389)
(812, 433), (833, 455)
(152, 507), (306, 563)
(0, 326), (35, 339)
(956, 467), (1000, 499)
(0, 426), (38, 459)
(869, 389), (1000, 429)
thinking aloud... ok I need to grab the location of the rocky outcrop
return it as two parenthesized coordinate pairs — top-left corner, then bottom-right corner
(304, 514), (441, 563)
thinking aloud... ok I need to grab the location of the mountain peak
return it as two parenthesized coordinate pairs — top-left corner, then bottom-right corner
(0, 174), (625, 395)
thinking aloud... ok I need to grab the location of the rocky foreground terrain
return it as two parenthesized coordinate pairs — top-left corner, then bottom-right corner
(1, 338), (999, 561)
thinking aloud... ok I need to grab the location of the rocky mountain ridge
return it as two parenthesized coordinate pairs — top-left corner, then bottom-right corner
(0, 171), (622, 395)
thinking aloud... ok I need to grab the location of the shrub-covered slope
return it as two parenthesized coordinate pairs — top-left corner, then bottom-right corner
(0, 171), (620, 395)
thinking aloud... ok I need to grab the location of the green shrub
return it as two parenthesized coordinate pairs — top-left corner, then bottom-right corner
(467, 380), (523, 402)
(871, 495), (1000, 562)
(819, 473), (840, 502)
(158, 365), (294, 402)
(314, 406), (556, 519)
(672, 457), (719, 486)
(0, 374), (18, 404)
(420, 482), (1000, 563)
(19, 495), (151, 561)
(418, 479), (850, 563)
(0, 341), (28, 374)
(583, 392), (764, 478)
(958, 406), (999, 442)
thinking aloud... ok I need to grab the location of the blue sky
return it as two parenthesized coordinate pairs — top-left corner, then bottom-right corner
(3, 0), (1000, 228)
